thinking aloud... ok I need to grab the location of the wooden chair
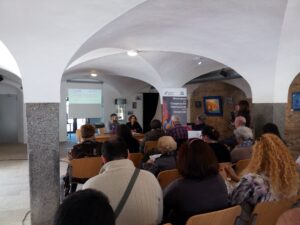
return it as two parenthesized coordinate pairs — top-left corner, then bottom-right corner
(75, 129), (82, 143)
(144, 140), (158, 154)
(129, 152), (144, 168)
(249, 199), (296, 225)
(235, 159), (250, 175)
(157, 169), (181, 189)
(69, 157), (103, 186)
(186, 205), (242, 225)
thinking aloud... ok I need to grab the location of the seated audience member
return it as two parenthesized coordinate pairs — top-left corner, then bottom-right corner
(63, 124), (102, 195)
(220, 116), (247, 150)
(262, 122), (286, 144)
(237, 100), (251, 127)
(202, 125), (231, 162)
(106, 113), (119, 133)
(116, 124), (140, 153)
(226, 134), (300, 224)
(126, 114), (143, 133)
(54, 189), (115, 225)
(165, 115), (188, 145)
(231, 126), (254, 163)
(142, 136), (177, 176)
(276, 208), (300, 225)
(140, 119), (165, 152)
(192, 114), (206, 131)
(83, 137), (163, 225)
(163, 139), (229, 225)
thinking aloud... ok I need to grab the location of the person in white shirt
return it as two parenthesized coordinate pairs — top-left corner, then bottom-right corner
(83, 137), (163, 225)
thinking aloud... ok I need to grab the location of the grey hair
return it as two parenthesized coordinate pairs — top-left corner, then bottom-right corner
(157, 136), (177, 153)
(171, 115), (180, 123)
(234, 126), (253, 140)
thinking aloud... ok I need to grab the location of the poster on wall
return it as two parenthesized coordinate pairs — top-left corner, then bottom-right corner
(162, 88), (187, 129)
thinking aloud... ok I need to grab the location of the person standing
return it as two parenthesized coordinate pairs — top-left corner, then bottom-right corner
(107, 113), (119, 134)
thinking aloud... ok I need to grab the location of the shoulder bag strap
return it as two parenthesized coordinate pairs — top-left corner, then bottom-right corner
(114, 168), (140, 219)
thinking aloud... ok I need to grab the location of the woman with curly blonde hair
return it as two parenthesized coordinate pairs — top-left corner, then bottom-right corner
(226, 134), (299, 224)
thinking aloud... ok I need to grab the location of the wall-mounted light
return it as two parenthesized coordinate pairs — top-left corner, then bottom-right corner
(127, 50), (138, 56)
(90, 73), (98, 77)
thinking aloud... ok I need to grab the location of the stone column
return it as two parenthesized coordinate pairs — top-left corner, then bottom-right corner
(252, 103), (286, 138)
(26, 103), (60, 225)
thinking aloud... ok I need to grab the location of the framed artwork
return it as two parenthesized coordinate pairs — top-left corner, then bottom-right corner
(292, 92), (300, 111)
(203, 96), (223, 116)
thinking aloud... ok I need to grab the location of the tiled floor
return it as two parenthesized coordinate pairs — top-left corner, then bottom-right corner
(0, 141), (74, 225)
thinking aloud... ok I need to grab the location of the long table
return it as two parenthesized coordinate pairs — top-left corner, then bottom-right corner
(95, 133), (144, 143)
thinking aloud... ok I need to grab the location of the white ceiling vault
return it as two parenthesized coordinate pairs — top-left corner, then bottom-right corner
(1, 0), (300, 103)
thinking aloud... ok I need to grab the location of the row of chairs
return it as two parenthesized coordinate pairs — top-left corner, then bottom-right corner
(68, 156), (251, 191)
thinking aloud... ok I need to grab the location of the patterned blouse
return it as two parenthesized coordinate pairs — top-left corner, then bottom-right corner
(230, 173), (279, 206)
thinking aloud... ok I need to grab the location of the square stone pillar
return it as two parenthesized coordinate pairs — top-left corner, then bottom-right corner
(252, 103), (286, 138)
(26, 103), (60, 225)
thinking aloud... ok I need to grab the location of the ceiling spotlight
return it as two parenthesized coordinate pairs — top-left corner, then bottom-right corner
(90, 73), (98, 77)
(127, 50), (138, 56)
(198, 61), (202, 65)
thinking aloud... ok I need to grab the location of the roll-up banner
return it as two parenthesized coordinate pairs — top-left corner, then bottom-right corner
(162, 88), (187, 129)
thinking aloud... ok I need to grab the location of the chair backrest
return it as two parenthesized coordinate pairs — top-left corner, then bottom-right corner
(186, 205), (242, 225)
(249, 199), (296, 225)
(129, 152), (144, 168)
(235, 159), (250, 175)
(144, 140), (158, 154)
(98, 127), (106, 135)
(70, 157), (103, 179)
(157, 169), (181, 189)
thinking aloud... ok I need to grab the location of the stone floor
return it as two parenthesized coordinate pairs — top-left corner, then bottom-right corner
(0, 140), (75, 225)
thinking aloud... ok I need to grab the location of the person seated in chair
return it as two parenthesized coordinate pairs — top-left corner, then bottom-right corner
(63, 124), (102, 196)
(140, 119), (165, 152)
(142, 136), (177, 176)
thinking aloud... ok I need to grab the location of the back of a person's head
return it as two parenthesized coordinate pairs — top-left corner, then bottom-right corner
(157, 136), (177, 153)
(54, 189), (115, 225)
(238, 100), (249, 112)
(81, 124), (96, 139)
(262, 123), (281, 137)
(202, 125), (220, 141)
(171, 115), (180, 124)
(234, 116), (246, 128)
(102, 137), (128, 161)
(177, 139), (218, 179)
(246, 134), (299, 197)
(116, 124), (132, 140)
(150, 119), (162, 129)
(234, 126), (253, 141)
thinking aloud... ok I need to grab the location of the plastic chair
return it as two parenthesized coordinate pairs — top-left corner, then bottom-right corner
(186, 205), (242, 225)
(129, 152), (144, 168)
(249, 198), (297, 225)
(157, 169), (181, 189)
(235, 159), (250, 175)
(144, 140), (158, 154)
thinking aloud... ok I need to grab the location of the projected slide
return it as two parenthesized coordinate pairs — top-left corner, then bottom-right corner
(68, 89), (102, 104)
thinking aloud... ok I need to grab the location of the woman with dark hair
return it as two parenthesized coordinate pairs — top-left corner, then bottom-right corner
(126, 114), (143, 133)
(237, 100), (251, 127)
(262, 123), (286, 144)
(116, 124), (140, 153)
(163, 139), (229, 225)
(202, 125), (231, 162)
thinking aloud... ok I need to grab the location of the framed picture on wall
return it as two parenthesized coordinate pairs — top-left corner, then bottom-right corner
(203, 96), (223, 116)
(292, 92), (300, 111)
